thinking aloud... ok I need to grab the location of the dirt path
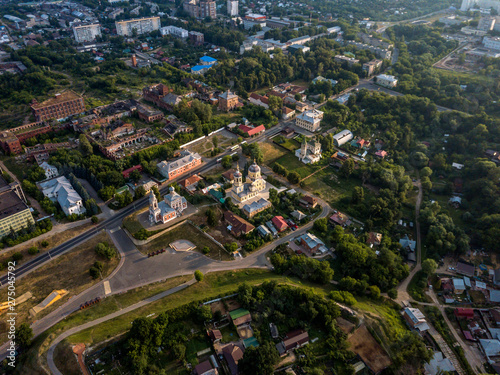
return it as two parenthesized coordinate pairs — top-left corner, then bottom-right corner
(395, 177), (422, 304)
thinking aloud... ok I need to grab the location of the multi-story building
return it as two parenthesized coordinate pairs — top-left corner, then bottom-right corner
(295, 109), (324, 132)
(484, 36), (500, 51)
(334, 55), (360, 67)
(376, 74), (398, 88)
(346, 40), (392, 60)
(478, 17), (496, 31)
(0, 176), (33, 239)
(73, 23), (101, 43)
(38, 176), (86, 216)
(157, 151), (202, 180)
(362, 59), (383, 76)
(0, 189), (34, 239)
(0, 133), (22, 155)
(160, 25), (188, 38)
(189, 31), (204, 45)
(218, 90), (240, 112)
(115, 17), (161, 36)
(227, 0), (238, 16)
(183, 0), (216, 19)
(31, 91), (85, 121)
(39, 162), (59, 179)
(242, 198), (272, 218)
(137, 104), (164, 123)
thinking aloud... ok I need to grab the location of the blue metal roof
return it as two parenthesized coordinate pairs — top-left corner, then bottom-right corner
(200, 56), (217, 63)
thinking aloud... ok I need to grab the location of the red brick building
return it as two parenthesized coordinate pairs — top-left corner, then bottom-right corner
(31, 91), (85, 121)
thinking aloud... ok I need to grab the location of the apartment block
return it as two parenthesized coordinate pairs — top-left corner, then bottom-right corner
(31, 91), (85, 122)
(73, 23), (101, 43)
(183, 0), (216, 19)
(115, 17), (161, 36)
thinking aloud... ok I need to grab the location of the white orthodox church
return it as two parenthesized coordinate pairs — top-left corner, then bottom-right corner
(227, 161), (266, 204)
(149, 187), (187, 224)
(295, 137), (322, 164)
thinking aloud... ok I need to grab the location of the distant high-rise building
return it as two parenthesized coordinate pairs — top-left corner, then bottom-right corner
(115, 17), (161, 36)
(188, 31), (204, 45)
(72, 23), (101, 43)
(227, 0), (238, 16)
(183, 0), (216, 19)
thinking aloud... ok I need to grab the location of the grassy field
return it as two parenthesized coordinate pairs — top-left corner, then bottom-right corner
(302, 168), (367, 216)
(122, 208), (147, 236)
(64, 270), (335, 345)
(260, 142), (287, 164)
(0, 222), (94, 271)
(0, 231), (119, 343)
(275, 138), (301, 152)
(271, 153), (321, 179)
(137, 222), (226, 260)
(20, 268), (413, 373)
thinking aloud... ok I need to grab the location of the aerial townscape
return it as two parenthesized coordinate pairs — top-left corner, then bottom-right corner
(0, 0), (499, 374)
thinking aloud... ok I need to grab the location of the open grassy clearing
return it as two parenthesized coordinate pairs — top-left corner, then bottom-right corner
(65, 269), (336, 345)
(137, 222), (228, 260)
(0, 231), (119, 344)
(122, 208), (147, 236)
(271, 152), (321, 179)
(260, 141), (287, 163)
(0, 222), (94, 270)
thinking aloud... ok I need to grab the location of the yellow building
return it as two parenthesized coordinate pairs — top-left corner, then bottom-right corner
(0, 190), (34, 238)
(228, 161), (266, 204)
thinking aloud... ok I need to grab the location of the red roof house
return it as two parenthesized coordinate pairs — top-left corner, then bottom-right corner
(239, 124), (265, 137)
(122, 165), (143, 178)
(455, 308), (474, 320)
(272, 216), (288, 232)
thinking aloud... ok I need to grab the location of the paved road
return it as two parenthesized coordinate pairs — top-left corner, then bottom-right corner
(427, 289), (484, 374)
(44, 192), (330, 373)
(0, 126), (283, 288)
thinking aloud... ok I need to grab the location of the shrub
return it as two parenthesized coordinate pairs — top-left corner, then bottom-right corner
(91, 215), (99, 224)
(95, 242), (116, 260)
(12, 252), (23, 262)
(194, 270), (204, 282)
(41, 240), (49, 248)
(28, 246), (39, 255)
(202, 246), (211, 254)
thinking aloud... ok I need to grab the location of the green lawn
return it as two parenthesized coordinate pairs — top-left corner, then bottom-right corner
(137, 222), (231, 260)
(271, 152), (321, 179)
(274, 138), (301, 152)
(302, 168), (368, 216)
(123, 209), (147, 235)
(64, 269), (336, 345)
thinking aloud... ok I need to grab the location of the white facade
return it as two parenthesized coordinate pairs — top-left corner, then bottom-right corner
(483, 36), (500, 51)
(39, 176), (86, 217)
(295, 109), (324, 132)
(376, 74), (398, 88)
(228, 0), (239, 16)
(295, 138), (322, 164)
(149, 187), (187, 224)
(39, 162), (59, 180)
(461, 0), (500, 12)
(160, 25), (188, 38)
(478, 17), (496, 31)
(73, 23), (101, 43)
(115, 17), (161, 36)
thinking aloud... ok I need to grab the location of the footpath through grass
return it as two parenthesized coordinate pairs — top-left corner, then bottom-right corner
(0, 231), (119, 344)
(65, 269), (334, 345)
